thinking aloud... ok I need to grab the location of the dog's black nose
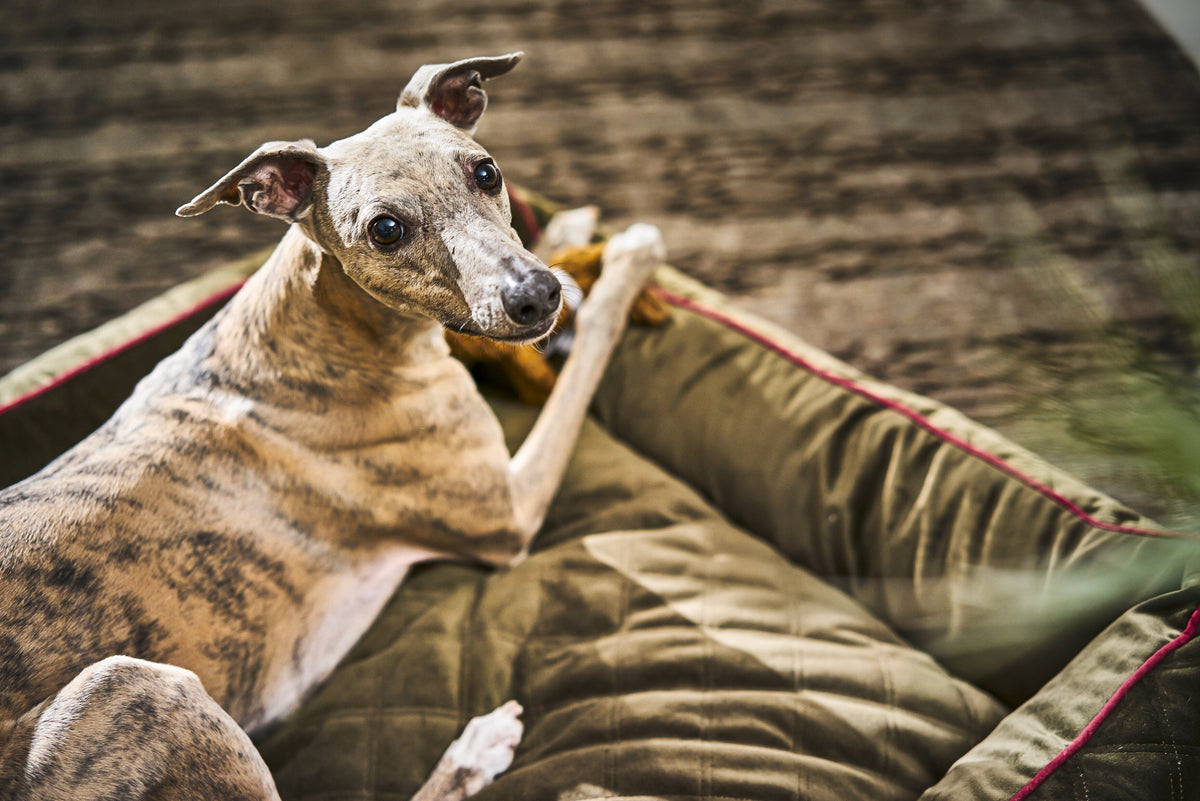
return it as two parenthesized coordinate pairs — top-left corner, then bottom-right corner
(502, 269), (561, 326)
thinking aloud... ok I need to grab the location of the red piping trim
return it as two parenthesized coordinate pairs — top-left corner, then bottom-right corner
(653, 287), (1186, 539)
(1009, 605), (1200, 800)
(507, 185), (542, 246)
(0, 280), (246, 417)
(652, 286), (1200, 793)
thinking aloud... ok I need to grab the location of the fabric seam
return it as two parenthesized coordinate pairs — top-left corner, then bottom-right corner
(650, 286), (1200, 800)
(653, 287), (1186, 540)
(1008, 605), (1200, 801)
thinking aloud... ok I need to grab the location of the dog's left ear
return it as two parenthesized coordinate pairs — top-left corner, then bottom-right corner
(398, 52), (523, 134)
(176, 139), (324, 220)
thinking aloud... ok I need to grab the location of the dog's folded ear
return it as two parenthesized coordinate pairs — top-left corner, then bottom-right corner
(176, 140), (324, 221)
(398, 53), (523, 134)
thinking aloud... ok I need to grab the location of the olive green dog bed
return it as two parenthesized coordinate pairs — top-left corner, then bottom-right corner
(2, 187), (1199, 800)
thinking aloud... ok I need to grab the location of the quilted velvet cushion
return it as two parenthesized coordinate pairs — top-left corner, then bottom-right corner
(256, 401), (1008, 801)
(590, 270), (1200, 799)
(594, 272), (1198, 705)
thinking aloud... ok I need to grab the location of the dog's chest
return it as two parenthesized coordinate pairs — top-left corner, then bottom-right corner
(247, 365), (517, 545)
(230, 374), (516, 729)
(249, 544), (435, 733)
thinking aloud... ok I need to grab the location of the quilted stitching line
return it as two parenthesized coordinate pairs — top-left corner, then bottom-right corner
(1157, 685), (1184, 800)
(271, 706), (461, 734)
(506, 685), (989, 743)
(788, 551), (802, 801)
(364, 653), (384, 798)
(701, 531), (714, 801)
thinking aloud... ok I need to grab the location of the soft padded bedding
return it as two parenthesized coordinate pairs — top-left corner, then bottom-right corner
(256, 401), (1008, 801)
(3, 188), (1200, 799)
(589, 272), (1200, 799)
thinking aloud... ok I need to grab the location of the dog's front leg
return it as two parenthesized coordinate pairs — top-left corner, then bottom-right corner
(507, 223), (666, 542)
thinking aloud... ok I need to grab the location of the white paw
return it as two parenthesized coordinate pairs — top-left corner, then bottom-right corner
(604, 222), (666, 263)
(600, 223), (667, 290)
(444, 701), (524, 794)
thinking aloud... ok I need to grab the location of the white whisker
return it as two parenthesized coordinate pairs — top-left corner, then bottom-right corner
(551, 268), (585, 312)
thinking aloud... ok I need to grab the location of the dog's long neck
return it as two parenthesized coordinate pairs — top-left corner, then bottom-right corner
(186, 223), (518, 562)
(211, 225), (449, 409)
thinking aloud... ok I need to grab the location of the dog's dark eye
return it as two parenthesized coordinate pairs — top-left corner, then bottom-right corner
(369, 216), (405, 246)
(473, 161), (502, 192)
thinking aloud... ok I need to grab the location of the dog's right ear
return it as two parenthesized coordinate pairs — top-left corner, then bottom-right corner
(397, 53), (523, 134)
(176, 140), (323, 221)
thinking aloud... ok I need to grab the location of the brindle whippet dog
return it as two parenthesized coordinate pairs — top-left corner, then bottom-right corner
(0, 53), (666, 800)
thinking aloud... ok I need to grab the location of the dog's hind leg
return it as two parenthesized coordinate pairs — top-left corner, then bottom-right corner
(0, 656), (280, 801)
(0, 657), (523, 801)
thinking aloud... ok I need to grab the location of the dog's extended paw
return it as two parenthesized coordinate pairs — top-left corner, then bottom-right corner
(575, 223), (667, 338)
(442, 701), (524, 795)
(602, 223), (667, 287)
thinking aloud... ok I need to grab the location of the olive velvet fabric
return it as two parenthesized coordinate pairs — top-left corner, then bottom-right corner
(590, 270), (1200, 799)
(256, 401), (1008, 800)
(595, 270), (1200, 707)
(3, 192), (1200, 798)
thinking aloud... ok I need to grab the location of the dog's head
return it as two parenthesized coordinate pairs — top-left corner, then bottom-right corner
(178, 53), (561, 344)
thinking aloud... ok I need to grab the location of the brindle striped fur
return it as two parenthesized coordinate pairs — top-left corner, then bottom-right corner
(0, 53), (664, 801)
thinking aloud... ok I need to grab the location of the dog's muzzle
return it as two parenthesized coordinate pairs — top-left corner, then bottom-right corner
(501, 268), (561, 327)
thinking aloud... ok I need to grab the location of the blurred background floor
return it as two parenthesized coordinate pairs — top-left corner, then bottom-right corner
(2, 0), (1199, 529)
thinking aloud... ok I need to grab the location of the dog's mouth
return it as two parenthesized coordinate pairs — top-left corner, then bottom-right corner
(487, 314), (559, 344)
(452, 313), (558, 345)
